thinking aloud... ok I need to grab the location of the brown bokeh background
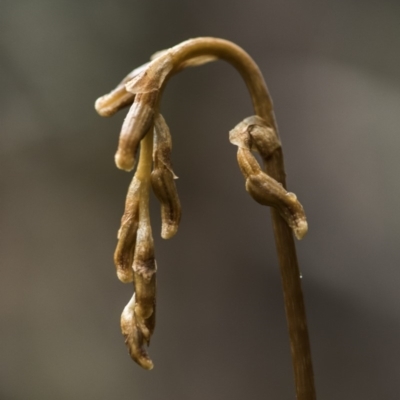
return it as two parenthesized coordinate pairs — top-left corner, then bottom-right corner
(1, 1), (399, 399)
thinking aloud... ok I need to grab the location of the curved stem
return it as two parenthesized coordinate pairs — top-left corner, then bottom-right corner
(160, 38), (316, 400)
(168, 38), (273, 119)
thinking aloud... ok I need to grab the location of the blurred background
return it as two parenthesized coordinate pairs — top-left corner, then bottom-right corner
(1, 1), (399, 399)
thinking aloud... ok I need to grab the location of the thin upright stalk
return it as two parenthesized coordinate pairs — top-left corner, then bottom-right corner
(162, 38), (316, 400)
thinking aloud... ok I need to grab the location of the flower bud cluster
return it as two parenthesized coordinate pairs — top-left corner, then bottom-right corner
(95, 53), (182, 369)
(95, 46), (308, 370)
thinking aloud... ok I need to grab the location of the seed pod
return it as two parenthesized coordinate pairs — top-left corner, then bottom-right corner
(246, 173), (308, 240)
(121, 294), (154, 370)
(114, 177), (141, 283)
(151, 114), (181, 239)
(115, 91), (158, 171)
(95, 63), (150, 117)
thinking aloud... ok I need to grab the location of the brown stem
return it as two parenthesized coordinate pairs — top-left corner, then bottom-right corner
(162, 38), (316, 400)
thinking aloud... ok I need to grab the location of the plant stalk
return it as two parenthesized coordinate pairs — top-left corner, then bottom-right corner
(161, 38), (316, 400)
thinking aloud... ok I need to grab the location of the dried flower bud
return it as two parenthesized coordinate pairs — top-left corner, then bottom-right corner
(151, 114), (181, 239)
(231, 116), (308, 240)
(121, 294), (154, 370)
(115, 91), (158, 171)
(95, 63), (150, 117)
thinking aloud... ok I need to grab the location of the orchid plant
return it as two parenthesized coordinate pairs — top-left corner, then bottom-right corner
(95, 37), (316, 400)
